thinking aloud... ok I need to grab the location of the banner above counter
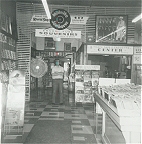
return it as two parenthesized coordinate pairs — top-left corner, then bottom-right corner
(35, 28), (81, 39)
(31, 15), (89, 25)
(87, 45), (133, 55)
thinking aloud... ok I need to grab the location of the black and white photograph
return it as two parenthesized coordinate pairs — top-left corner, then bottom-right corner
(96, 15), (128, 43)
(0, 0), (141, 144)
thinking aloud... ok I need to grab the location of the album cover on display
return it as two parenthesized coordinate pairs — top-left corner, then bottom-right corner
(84, 89), (92, 95)
(75, 77), (84, 82)
(75, 70), (84, 76)
(92, 71), (99, 77)
(75, 94), (84, 102)
(84, 94), (93, 102)
(84, 70), (92, 75)
(84, 80), (92, 87)
(75, 86), (84, 94)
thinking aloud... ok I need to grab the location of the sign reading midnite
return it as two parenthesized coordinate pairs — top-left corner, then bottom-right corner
(35, 28), (81, 39)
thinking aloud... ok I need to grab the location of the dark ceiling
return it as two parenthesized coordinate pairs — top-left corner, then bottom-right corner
(3, 0), (142, 7)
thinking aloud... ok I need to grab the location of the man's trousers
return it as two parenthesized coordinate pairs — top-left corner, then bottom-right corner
(52, 79), (63, 103)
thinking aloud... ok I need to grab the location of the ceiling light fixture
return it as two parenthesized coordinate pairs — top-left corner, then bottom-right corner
(53, 37), (61, 42)
(41, 0), (51, 19)
(132, 13), (142, 23)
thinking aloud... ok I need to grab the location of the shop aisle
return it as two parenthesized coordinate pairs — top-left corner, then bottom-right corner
(24, 102), (97, 144)
(2, 101), (102, 144)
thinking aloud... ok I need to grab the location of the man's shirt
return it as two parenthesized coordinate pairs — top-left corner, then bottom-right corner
(51, 65), (64, 79)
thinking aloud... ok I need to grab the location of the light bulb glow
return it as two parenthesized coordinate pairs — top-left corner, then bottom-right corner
(36, 66), (40, 69)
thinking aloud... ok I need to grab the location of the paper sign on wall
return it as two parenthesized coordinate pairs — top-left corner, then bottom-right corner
(133, 55), (142, 64)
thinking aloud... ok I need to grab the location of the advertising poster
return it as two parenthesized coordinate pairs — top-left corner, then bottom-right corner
(5, 85), (25, 126)
(92, 71), (99, 92)
(4, 70), (25, 133)
(95, 15), (127, 44)
(75, 82), (84, 102)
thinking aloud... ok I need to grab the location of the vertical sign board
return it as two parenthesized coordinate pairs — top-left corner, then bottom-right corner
(4, 70), (25, 133)
(75, 65), (100, 103)
(133, 46), (142, 85)
(133, 46), (142, 64)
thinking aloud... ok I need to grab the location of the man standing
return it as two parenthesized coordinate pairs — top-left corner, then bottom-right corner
(116, 16), (126, 41)
(51, 59), (64, 105)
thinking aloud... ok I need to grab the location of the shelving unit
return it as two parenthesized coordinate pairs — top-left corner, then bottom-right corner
(75, 65), (100, 103)
(0, 9), (18, 137)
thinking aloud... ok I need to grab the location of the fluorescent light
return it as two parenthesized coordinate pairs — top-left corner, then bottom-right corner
(103, 55), (109, 57)
(41, 0), (51, 19)
(132, 13), (142, 23)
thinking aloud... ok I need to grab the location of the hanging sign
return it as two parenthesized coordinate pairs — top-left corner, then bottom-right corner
(30, 15), (50, 23)
(35, 28), (81, 39)
(134, 46), (142, 55)
(50, 9), (71, 30)
(70, 15), (88, 24)
(87, 45), (133, 55)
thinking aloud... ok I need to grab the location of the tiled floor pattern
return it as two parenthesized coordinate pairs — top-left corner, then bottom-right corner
(2, 102), (103, 144)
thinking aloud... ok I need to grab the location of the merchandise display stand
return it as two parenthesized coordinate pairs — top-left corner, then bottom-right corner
(3, 70), (25, 138)
(0, 82), (2, 140)
(74, 65), (100, 104)
(94, 82), (141, 144)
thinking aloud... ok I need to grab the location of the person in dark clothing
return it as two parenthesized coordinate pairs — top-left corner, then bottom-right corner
(51, 59), (64, 105)
(126, 68), (131, 79)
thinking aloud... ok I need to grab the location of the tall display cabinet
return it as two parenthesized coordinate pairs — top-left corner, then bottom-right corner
(0, 6), (18, 135)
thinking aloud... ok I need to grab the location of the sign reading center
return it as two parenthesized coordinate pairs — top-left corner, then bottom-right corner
(87, 45), (133, 55)
(50, 9), (71, 30)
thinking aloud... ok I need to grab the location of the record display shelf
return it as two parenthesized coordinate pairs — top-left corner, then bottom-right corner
(75, 65), (100, 103)
(94, 83), (141, 144)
